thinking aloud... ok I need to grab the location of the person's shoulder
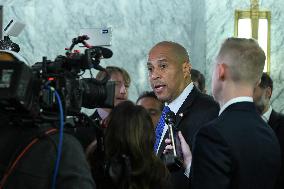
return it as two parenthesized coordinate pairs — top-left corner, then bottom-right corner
(271, 109), (284, 132)
(269, 109), (284, 126)
(200, 92), (217, 102)
(275, 110), (284, 121)
(48, 132), (84, 152)
(194, 90), (218, 105)
(193, 92), (220, 112)
(195, 119), (226, 145)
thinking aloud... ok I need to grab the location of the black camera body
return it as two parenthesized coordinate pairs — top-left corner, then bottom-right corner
(0, 36), (20, 52)
(0, 36), (115, 123)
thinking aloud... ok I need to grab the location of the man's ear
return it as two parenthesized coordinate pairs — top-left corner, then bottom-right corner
(218, 63), (226, 81)
(183, 62), (192, 78)
(265, 87), (272, 99)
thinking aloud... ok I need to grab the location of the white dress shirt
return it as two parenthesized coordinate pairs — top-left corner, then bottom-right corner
(97, 108), (109, 120)
(262, 106), (272, 123)
(156, 82), (194, 153)
(219, 96), (253, 115)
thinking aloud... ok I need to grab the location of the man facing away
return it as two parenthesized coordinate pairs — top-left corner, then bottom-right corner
(147, 41), (219, 189)
(167, 38), (281, 189)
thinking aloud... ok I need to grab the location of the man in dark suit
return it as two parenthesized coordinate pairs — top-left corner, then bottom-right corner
(147, 41), (219, 189)
(253, 73), (284, 189)
(169, 38), (281, 189)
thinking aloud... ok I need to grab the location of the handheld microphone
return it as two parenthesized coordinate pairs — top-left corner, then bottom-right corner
(162, 111), (183, 171)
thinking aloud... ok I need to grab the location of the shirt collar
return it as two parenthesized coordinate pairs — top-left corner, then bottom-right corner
(219, 96), (253, 115)
(262, 105), (272, 123)
(97, 108), (109, 120)
(167, 82), (194, 114)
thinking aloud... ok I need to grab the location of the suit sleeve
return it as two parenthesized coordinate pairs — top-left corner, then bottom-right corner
(190, 126), (232, 189)
(274, 117), (284, 189)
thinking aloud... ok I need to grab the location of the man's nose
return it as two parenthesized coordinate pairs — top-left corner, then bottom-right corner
(120, 84), (127, 94)
(150, 68), (161, 80)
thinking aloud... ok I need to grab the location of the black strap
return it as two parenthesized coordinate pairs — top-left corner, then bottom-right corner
(0, 125), (58, 188)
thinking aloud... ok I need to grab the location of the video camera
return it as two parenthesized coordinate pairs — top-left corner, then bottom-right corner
(0, 35), (115, 123)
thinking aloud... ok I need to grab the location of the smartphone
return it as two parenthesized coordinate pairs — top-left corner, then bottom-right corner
(4, 20), (25, 37)
(79, 27), (112, 46)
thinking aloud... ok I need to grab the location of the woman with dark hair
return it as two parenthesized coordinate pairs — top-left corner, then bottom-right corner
(104, 100), (170, 189)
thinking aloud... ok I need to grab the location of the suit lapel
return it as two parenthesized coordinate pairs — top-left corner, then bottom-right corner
(175, 86), (199, 127)
(157, 86), (199, 157)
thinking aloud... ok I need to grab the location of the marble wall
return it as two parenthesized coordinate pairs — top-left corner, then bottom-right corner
(1, 0), (283, 112)
(201, 0), (284, 112)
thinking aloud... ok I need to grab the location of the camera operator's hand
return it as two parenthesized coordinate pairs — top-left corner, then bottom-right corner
(163, 131), (192, 169)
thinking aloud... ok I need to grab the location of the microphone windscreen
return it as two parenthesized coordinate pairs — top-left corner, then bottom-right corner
(100, 47), (113, 58)
(91, 46), (113, 59)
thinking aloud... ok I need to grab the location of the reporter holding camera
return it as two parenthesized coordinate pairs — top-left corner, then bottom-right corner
(84, 66), (130, 189)
(0, 51), (96, 189)
(90, 66), (131, 125)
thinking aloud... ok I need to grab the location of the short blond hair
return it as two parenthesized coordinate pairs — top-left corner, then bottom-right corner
(217, 38), (265, 86)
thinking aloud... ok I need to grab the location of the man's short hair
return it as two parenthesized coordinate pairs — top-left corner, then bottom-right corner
(191, 69), (205, 92)
(136, 91), (164, 111)
(153, 41), (190, 64)
(218, 38), (266, 85)
(96, 66), (131, 87)
(259, 72), (273, 91)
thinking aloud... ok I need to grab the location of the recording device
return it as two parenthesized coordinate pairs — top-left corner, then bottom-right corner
(0, 35), (115, 123)
(0, 36), (20, 52)
(0, 32), (116, 187)
(162, 111), (183, 171)
(0, 20), (25, 52)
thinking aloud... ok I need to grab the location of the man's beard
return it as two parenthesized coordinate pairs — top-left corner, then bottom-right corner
(255, 103), (265, 115)
(254, 95), (267, 114)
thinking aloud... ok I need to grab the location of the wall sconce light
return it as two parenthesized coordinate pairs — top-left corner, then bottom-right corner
(234, 0), (271, 74)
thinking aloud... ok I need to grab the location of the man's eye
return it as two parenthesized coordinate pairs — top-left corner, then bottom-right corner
(160, 64), (167, 69)
(147, 67), (153, 72)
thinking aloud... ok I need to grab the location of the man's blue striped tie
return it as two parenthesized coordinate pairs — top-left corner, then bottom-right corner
(154, 106), (170, 153)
